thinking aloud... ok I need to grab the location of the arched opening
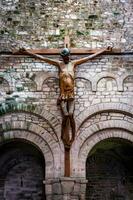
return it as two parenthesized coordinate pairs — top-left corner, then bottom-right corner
(0, 139), (45, 200)
(86, 138), (133, 200)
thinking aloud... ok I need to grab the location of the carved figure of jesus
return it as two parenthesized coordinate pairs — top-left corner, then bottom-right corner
(17, 46), (111, 146)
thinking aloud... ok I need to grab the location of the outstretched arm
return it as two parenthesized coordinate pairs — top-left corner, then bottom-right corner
(13, 48), (61, 67)
(73, 47), (112, 66)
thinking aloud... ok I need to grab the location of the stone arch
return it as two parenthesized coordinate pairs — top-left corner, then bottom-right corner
(75, 77), (92, 90)
(0, 138), (46, 199)
(76, 102), (133, 130)
(35, 72), (58, 91)
(15, 77), (37, 92)
(97, 77), (117, 92)
(78, 120), (133, 154)
(71, 119), (133, 177)
(117, 73), (133, 92)
(0, 130), (63, 178)
(85, 135), (133, 199)
(0, 111), (62, 148)
(0, 106), (61, 139)
(0, 112), (64, 178)
(0, 130), (54, 178)
(123, 74), (133, 92)
(75, 73), (93, 85)
(92, 72), (120, 91)
(79, 129), (133, 163)
(0, 138), (46, 172)
(121, 73), (133, 83)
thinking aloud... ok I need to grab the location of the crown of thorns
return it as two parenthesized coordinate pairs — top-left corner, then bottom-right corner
(60, 48), (70, 56)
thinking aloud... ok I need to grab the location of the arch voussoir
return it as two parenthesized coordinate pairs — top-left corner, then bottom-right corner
(71, 118), (133, 178)
(76, 103), (133, 130)
(0, 113), (64, 178)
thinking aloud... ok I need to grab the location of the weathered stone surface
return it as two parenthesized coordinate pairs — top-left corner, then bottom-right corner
(0, 0), (133, 51)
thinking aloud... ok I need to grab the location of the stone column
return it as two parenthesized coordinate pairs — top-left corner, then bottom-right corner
(44, 178), (87, 200)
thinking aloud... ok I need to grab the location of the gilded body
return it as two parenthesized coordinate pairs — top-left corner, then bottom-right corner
(59, 62), (75, 101)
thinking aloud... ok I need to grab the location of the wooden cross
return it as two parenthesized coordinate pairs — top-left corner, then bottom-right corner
(11, 36), (120, 177)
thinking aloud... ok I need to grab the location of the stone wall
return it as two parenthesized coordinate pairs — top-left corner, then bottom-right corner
(0, 54), (132, 119)
(0, 0), (133, 51)
(0, 53), (132, 199)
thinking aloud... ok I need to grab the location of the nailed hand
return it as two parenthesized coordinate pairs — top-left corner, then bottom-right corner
(107, 46), (113, 51)
(12, 47), (27, 54)
(19, 47), (27, 53)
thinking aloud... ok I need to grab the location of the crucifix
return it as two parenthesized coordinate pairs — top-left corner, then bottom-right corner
(13, 36), (114, 176)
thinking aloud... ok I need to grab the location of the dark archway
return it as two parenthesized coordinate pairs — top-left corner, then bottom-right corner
(86, 138), (133, 200)
(0, 139), (45, 200)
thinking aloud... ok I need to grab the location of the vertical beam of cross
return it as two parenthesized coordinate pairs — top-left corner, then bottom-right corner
(64, 35), (70, 48)
(64, 147), (70, 177)
(63, 35), (73, 177)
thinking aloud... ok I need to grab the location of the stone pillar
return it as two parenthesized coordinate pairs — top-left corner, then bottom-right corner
(44, 178), (87, 200)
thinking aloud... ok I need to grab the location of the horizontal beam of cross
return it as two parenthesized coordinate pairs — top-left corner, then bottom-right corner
(11, 48), (121, 55)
